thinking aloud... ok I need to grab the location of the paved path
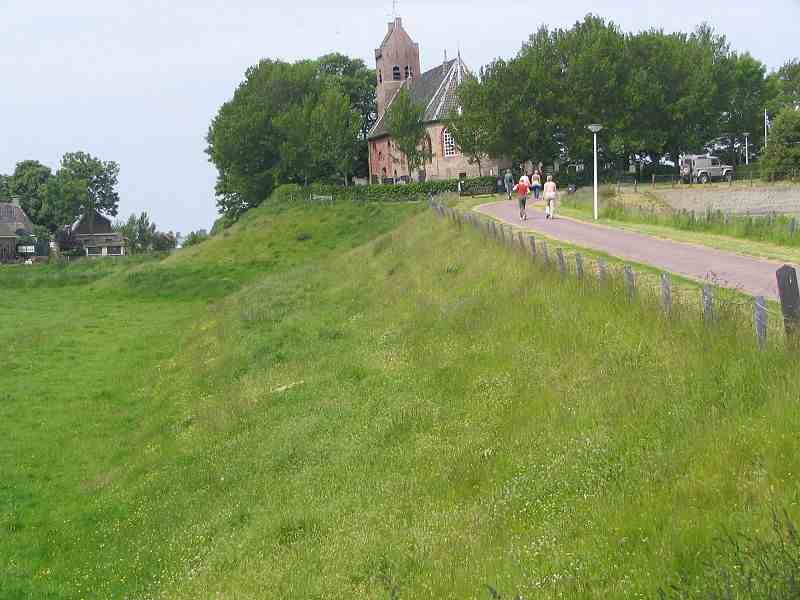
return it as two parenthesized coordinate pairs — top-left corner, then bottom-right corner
(476, 200), (788, 299)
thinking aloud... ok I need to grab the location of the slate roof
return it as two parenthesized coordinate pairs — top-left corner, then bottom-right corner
(369, 55), (472, 140)
(0, 202), (34, 237)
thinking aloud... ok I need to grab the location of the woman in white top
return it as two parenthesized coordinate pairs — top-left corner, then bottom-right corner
(543, 175), (558, 220)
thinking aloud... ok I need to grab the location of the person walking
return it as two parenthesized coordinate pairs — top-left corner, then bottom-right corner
(531, 171), (542, 203)
(543, 175), (558, 220)
(504, 169), (514, 201)
(513, 176), (530, 221)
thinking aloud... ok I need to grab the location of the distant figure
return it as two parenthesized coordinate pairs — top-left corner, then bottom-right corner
(543, 175), (558, 220)
(504, 169), (514, 200)
(531, 172), (542, 202)
(513, 177), (530, 221)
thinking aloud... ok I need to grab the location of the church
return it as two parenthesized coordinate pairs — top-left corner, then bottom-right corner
(367, 17), (507, 184)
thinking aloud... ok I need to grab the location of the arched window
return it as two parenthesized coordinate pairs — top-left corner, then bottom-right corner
(392, 66), (401, 81)
(404, 65), (413, 79)
(442, 129), (457, 157)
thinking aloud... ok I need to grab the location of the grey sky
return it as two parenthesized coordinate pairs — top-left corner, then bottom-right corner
(2, 1), (798, 233)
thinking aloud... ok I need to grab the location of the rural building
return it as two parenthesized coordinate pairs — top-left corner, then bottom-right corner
(71, 210), (128, 257)
(367, 17), (507, 183)
(0, 200), (35, 262)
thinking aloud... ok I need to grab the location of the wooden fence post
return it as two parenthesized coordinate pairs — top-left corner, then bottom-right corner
(660, 273), (672, 316)
(754, 295), (767, 349)
(541, 241), (550, 266)
(529, 236), (536, 259)
(623, 265), (636, 299)
(575, 253), (584, 280)
(518, 232), (525, 250)
(702, 284), (715, 323)
(777, 265), (800, 343)
(556, 248), (566, 276)
(597, 260), (608, 286)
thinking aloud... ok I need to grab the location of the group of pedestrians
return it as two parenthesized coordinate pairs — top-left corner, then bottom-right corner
(504, 168), (558, 222)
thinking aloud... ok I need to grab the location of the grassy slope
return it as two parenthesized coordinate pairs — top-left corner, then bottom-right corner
(0, 201), (420, 600)
(3, 199), (799, 599)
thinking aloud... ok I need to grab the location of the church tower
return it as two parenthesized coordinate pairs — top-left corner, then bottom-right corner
(374, 17), (421, 118)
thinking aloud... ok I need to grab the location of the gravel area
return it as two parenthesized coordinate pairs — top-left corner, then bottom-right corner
(655, 185), (800, 216)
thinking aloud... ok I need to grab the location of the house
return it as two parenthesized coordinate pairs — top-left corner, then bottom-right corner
(70, 210), (128, 257)
(367, 17), (507, 183)
(0, 199), (35, 262)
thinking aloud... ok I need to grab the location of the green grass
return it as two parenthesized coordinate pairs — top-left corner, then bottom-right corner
(3, 197), (800, 599)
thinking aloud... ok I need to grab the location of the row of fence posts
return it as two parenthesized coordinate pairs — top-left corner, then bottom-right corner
(427, 194), (800, 350)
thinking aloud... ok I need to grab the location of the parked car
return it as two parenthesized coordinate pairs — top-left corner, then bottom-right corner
(680, 155), (735, 184)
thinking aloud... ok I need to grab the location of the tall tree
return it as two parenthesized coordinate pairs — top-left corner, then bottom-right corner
(309, 86), (362, 185)
(446, 90), (491, 176)
(7, 160), (52, 221)
(0, 174), (10, 202)
(385, 88), (431, 174)
(767, 59), (800, 115)
(761, 107), (800, 179)
(207, 59), (320, 219)
(58, 151), (120, 218)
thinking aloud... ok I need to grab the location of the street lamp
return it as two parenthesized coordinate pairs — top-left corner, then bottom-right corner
(743, 132), (751, 166)
(588, 124), (603, 221)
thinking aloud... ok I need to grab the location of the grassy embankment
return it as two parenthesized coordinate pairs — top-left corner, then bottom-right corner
(3, 196), (800, 599)
(555, 186), (800, 264)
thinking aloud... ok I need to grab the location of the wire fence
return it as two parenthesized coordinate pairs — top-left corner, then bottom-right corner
(428, 195), (798, 350)
(611, 169), (800, 192)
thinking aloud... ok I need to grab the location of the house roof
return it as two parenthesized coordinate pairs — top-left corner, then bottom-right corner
(368, 54), (472, 140)
(0, 202), (34, 238)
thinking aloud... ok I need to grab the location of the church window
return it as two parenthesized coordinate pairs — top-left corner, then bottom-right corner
(404, 65), (413, 79)
(443, 129), (457, 157)
(392, 66), (401, 81)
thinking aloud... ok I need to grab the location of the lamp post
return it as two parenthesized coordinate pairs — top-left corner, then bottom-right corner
(743, 132), (750, 166)
(588, 124), (603, 221)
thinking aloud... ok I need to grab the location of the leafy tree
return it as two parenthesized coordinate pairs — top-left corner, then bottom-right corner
(274, 97), (318, 186)
(57, 151), (120, 218)
(316, 53), (377, 141)
(7, 160), (52, 221)
(767, 59), (800, 114)
(182, 230), (209, 248)
(0, 174), (10, 202)
(152, 231), (177, 252)
(718, 52), (769, 162)
(116, 212), (157, 253)
(385, 88), (430, 174)
(447, 75), (499, 176)
(761, 107), (800, 179)
(207, 59), (320, 219)
(309, 86), (362, 185)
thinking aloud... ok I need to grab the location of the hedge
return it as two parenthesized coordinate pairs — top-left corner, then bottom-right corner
(270, 177), (501, 205)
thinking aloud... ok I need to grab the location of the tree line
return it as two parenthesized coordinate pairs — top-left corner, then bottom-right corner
(206, 53), (376, 221)
(0, 152), (120, 238)
(446, 16), (800, 177)
(0, 152), (176, 252)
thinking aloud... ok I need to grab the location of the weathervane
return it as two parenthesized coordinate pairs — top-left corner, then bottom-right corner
(391, 0), (399, 19)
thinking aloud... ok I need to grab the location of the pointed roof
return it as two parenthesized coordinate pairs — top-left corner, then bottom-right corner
(369, 54), (472, 140)
(0, 202), (34, 237)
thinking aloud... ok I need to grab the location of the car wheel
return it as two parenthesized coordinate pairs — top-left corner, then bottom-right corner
(699, 173), (710, 184)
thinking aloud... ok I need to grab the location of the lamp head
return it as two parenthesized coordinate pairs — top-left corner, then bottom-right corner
(588, 124), (603, 134)
(743, 131), (751, 137)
